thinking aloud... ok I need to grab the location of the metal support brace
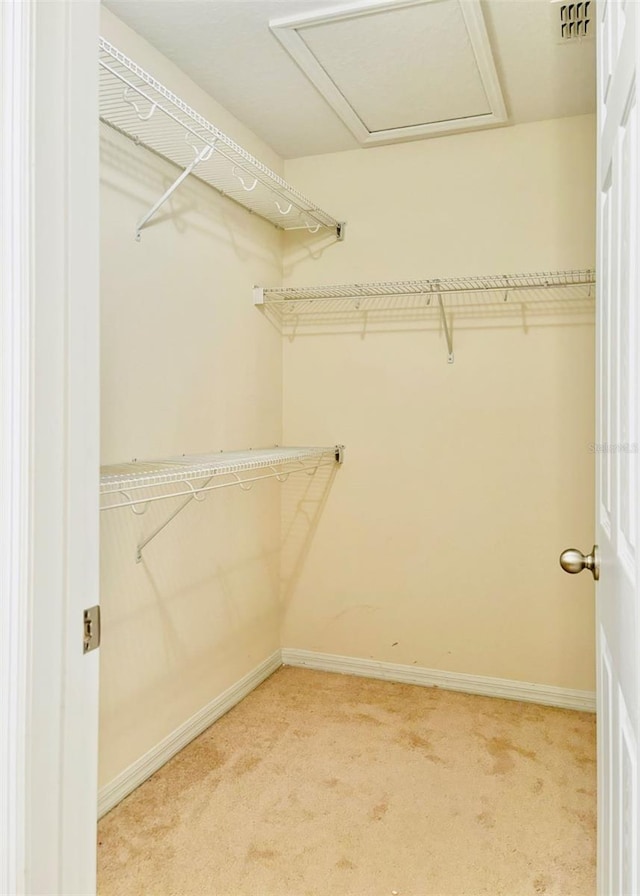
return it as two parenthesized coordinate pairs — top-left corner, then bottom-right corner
(437, 295), (454, 364)
(135, 481), (211, 563)
(135, 143), (214, 240)
(133, 454), (342, 562)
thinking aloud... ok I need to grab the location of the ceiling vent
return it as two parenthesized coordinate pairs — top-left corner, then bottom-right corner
(553, 1), (592, 41)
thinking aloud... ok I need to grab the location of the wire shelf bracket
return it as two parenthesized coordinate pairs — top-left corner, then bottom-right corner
(100, 445), (344, 562)
(437, 294), (454, 364)
(135, 142), (213, 241)
(99, 38), (345, 242)
(254, 269), (596, 363)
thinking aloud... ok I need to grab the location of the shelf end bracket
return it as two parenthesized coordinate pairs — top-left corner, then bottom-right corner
(336, 222), (346, 242)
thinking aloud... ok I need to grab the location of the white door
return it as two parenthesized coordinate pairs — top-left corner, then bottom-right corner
(0, 1), (100, 893)
(596, 0), (639, 892)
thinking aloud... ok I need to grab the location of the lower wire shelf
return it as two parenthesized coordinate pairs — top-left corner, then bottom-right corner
(100, 445), (344, 562)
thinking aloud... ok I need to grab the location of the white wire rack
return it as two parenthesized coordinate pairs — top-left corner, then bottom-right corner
(255, 269), (596, 363)
(98, 38), (345, 241)
(100, 445), (344, 562)
(255, 269), (596, 305)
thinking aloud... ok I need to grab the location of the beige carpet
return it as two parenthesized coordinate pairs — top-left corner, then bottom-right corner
(98, 667), (596, 896)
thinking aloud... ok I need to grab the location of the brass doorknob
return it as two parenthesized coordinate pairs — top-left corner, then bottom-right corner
(559, 545), (599, 581)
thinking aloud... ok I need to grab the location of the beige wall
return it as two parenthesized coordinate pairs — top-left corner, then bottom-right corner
(281, 115), (596, 690)
(99, 9), (283, 787)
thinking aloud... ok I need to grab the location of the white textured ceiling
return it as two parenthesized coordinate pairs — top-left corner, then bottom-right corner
(296, 2), (492, 128)
(103, 0), (596, 159)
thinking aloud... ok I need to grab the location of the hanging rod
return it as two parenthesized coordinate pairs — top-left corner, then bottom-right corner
(254, 269), (595, 363)
(99, 39), (345, 241)
(100, 446), (344, 562)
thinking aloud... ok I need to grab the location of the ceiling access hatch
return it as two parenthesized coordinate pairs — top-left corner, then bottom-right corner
(270, 0), (507, 147)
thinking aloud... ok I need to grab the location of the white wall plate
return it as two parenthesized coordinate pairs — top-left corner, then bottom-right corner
(270, 0), (508, 147)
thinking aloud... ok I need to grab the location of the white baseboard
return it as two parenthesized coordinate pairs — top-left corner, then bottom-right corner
(280, 648), (596, 713)
(97, 650), (282, 819)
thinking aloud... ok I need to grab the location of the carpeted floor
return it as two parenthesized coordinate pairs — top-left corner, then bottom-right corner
(97, 667), (596, 896)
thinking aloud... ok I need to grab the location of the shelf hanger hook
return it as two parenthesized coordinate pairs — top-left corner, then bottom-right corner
(122, 86), (157, 121)
(232, 166), (258, 192)
(296, 459), (318, 477)
(275, 200), (293, 216)
(185, 481), (208, 503)
(119, 490), (150, 515)
(232, 472), (253, 491)
(304, 220), (321, 235)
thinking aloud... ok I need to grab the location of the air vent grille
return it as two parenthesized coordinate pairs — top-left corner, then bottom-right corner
(558, 1), (591, 40)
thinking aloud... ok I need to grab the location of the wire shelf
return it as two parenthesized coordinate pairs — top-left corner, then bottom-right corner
(255, 269), (596, 308)
(101, 446), (344, 562)
(255, 270), (595, 364)
(101, 446), (342, 503)
(98, 38), (344, 240)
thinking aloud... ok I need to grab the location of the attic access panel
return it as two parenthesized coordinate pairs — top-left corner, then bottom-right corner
(270, 0), (507, 146)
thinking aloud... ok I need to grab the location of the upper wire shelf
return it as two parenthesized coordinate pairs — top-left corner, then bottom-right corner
(98, 38), (344, 241)
(101, 445), (344, 561)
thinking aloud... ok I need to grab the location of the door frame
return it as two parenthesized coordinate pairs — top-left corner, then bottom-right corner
(0, 1), (100, 893)
(2, 0), (636, 893)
